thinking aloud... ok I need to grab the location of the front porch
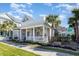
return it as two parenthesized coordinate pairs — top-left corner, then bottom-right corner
(13, 25), (50, 43)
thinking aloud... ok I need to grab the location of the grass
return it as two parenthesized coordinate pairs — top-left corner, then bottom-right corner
(0, 42), (39, 56)
(39, 46), (79, 56)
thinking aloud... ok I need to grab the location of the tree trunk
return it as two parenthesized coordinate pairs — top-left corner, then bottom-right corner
(51, 24), (55, 42)
(73, 24), (76, 41)
(75, 20), (79, 42)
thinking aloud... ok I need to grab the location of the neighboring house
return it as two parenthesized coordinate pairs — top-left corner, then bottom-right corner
(58, 26), (74, 37)
(0, 13), (52, 43)
(57, 27), (67, 37)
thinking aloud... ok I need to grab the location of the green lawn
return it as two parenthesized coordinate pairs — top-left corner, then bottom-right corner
(0, 42), (39, 56)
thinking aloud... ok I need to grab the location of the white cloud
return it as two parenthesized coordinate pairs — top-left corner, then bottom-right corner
(55, 4), (73, 11)
(29, 9), (33, 13)
(51, 4), (74, 17)
(20, 4), (26, 8)
(26, 3), (32, 8)
(59, 14), (66, 21)
(11, 3), (27, 10)
(26, 3), (32, 5)
(44, 3), (52, 6)
(9, 3), (33, 20)
(10, 3), (20, 10)
(39, 14), (47, 17)
(54, 3), (79, 12)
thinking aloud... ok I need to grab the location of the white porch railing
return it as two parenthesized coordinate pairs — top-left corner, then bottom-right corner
(26, 36), (48, 43)
(34, 36), (43, 42)
(26, 36), (33, 41)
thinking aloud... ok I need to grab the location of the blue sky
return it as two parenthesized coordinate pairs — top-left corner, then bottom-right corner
(0, 3), (79, 27)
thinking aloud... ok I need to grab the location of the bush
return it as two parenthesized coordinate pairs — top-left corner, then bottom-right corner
(10, 39), (20, 43)
(11, 39), (17, 42)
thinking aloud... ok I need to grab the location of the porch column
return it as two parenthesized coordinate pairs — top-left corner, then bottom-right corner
(26, 29), (27, 40)
(8, 31), (10, 37)
(19, 29), (22, 41)
(9, 31), (11, 37)
(43, 26), (45, 41)
(12, 30), (14, 39)
(33, 27), (35, 41)
(50, 28), (52, 40)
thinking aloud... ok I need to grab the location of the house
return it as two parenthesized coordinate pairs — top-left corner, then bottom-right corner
(12, 18), (52, 43)
(0, 13), (52, 43)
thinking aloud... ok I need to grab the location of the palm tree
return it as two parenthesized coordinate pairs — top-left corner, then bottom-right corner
(46, 15), (61, 42)
(55, 20), (61, 29)
(54, 19), (61, 41)
(68, 8), (79, 42)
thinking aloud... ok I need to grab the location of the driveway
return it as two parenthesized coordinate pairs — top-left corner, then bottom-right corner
(0, 37), (73, 56)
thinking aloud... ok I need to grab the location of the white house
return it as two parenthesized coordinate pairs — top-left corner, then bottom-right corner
(13, 18), (52, 43)
(0, 13), (52, 43)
